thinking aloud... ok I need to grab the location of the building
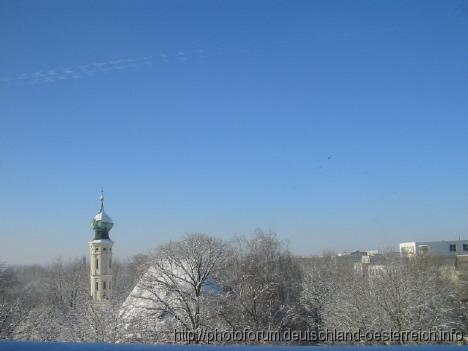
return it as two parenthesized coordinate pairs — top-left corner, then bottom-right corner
(399, 240), (468, 257)
(336, 250), (380, 264)
(348, 251), (387, 278)
(89, 191), (114, 302)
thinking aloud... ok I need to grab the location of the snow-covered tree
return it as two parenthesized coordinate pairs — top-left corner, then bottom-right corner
(217, 231), (305, 336)
(300, 256), (345, 333)
(0, 262), (30, 340)
(371, 257), (458, 332)
(120, 234), (225, 342)
(323, 256), (460, 344)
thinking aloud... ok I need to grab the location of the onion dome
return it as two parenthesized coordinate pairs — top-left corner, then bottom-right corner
(91, 190), (114, 240)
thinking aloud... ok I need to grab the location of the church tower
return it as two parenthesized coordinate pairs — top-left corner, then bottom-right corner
(89, 191), (114, 302)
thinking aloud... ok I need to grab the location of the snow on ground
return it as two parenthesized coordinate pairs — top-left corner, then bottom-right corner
(0, 342), (464, 351)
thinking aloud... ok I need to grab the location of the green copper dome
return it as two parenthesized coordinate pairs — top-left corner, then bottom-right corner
(91, 191), (113, 240)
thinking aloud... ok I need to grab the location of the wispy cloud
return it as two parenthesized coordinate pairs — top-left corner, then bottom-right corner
(1, 50), (207, 88)
(0, 57), (153, 88)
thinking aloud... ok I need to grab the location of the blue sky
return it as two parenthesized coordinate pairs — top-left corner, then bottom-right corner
(1, 0), (468, 264)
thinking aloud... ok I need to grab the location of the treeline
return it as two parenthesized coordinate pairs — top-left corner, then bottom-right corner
(1, 231), (468, 344)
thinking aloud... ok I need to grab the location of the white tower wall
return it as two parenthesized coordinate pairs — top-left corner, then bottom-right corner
(89, 239), (113, 301)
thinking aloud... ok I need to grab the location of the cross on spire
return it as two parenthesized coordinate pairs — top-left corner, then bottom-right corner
(100, 189), (104, 212)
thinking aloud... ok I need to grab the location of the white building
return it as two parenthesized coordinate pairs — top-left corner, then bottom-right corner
(399, 240), (468, 257)
(89, 191), (114, 302)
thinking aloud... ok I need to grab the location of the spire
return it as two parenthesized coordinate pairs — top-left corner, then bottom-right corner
(92, 190), (113, 240)
(100, 189), (104, 213)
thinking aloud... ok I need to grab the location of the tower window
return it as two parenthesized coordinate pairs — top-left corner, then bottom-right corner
(103, 281), (106, 289)
(103, 248), (106, 251)
(449, 244), (457, 252)
(109, 260), (111, 269)
(109, 281), (111, 289)
(95, 247), (98, 252)
(95, 281), (99, 291)
(96, 258), (99, 269)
